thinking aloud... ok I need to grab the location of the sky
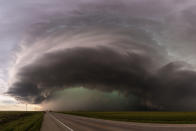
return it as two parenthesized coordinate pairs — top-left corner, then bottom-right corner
(1, 0), (196, 111)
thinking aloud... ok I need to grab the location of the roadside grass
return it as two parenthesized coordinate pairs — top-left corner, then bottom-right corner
(0, 111), (44, 131)
(0, 111), (35, 124)
(61, 111), (196, 124)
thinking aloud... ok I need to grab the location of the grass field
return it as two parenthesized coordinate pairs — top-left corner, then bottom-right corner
(62, 111), (196, 124)
(0, 111), (44, 131)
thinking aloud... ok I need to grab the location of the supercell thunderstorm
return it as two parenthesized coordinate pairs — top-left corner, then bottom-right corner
(6, 0), (196, 111)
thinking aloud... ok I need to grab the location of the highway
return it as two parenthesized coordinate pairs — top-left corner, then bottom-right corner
(41, 112), (196, 131)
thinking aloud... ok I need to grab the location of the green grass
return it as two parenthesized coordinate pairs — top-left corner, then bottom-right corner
(0, 111), (44, 131)
(61, 111), (196, 124)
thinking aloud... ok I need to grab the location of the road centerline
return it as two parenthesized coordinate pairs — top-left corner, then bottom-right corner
(48, 113), (74, 131)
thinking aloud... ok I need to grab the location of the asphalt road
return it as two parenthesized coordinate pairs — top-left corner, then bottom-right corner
(41, 112), (196, 131)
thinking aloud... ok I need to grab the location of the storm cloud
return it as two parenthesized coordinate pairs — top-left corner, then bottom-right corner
(7, 0), (196, 111)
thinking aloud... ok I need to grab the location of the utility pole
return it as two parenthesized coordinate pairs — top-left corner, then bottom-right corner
(26, 104), (27, 111)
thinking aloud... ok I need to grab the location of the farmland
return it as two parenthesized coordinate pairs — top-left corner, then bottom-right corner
(0, 111), (44, 131)
(62, 111), (196, 124)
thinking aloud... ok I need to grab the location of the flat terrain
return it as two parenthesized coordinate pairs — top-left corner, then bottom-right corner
(41, 112), (196, 131)
(0, 111), (44, 131)
(62, 111), (196, 124)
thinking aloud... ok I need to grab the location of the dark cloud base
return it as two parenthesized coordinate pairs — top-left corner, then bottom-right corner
(8, 46), (196, 111)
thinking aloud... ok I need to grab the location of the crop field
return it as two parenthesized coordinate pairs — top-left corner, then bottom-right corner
(0, 111), (44, 131)
(62, 111), (196, 124)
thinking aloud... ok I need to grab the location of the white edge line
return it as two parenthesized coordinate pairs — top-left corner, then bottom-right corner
(48, 113), (74, 131)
